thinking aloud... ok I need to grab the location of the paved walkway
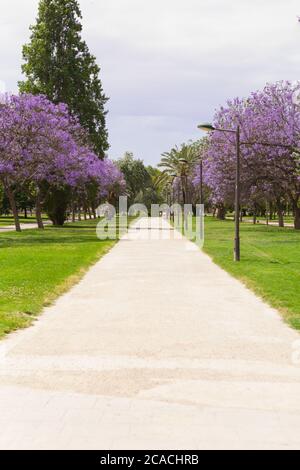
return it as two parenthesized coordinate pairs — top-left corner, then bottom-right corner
(0, 222), (51, 232)
(248, 220), (294, 228)
(0, 217), (300, 450)
(226, 216), (294, 228)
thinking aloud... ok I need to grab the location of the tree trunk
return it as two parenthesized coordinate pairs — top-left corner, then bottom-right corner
(6, 186), (21, 232)
(269, 202), (274, 220)
(277, 207), (284, 228)
(44, 188), (69, 226)
(294, 206), (300, 230)
(35, 192), (44, 230)
(72, 208), (76, 223)
(266, 202), (269, 225)
(91, 204), (97, 219)
(24, 207), (27, 219)
(216, 205), (226, 220)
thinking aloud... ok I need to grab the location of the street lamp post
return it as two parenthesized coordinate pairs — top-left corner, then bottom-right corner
(199, 158), (203, 206)
(178, 158), (189, 205)
(235, 125), (241, 261)
(178, 158), (190, 230)
(198, 123), (296, 261)
(170, 174), (178, 222)
(198, 123), (241, 261)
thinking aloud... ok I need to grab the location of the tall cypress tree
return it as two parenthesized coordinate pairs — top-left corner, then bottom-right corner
(19, 0), (109, 157)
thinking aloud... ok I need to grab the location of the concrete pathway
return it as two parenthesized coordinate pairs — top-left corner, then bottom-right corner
(248, 220), (294, 228)
(0, 217), (300, 450)
(226, 216), (294, 228)
(0, 222), (51, 232)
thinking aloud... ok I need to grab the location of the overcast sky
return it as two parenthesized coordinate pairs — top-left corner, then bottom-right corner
(1, 0), (300, 164)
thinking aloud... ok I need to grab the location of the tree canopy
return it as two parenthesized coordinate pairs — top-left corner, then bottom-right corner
(19, 0), (109, 156)
(0, 94), (124, 230)
(116, 152), (164, 209)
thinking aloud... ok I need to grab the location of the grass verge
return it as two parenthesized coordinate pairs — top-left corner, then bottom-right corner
(200, 217), (300, 330)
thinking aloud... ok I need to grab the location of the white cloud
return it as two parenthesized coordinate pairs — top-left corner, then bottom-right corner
(0, 80), (6, 94)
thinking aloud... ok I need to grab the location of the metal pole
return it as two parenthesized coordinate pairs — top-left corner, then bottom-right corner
(185, 174), (188, 204)
(181, 175), (186, 205)
(234, 126), (241, 261)
(199, 159), (203, 205)
(184, 174), (188, 230)
(167, 184), (171, 206)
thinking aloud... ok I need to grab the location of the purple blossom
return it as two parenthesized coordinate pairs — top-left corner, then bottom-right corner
(0, 93), (126, 210)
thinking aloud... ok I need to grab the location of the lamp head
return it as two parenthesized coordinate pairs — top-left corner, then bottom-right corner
(197, 123), (215, 132)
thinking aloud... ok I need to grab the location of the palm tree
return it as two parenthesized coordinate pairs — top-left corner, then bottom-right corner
(158, 143), (199, 204)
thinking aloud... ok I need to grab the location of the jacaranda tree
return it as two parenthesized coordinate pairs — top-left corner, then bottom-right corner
(194, 81), (300, 228)
(0, 94), (124, 231)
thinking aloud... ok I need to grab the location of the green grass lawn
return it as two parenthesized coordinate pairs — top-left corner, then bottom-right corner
(200, 217), (300, 330)
(0, 218), (124, 339)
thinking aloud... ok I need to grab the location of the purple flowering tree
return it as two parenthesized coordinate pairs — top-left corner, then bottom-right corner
(196, 81), (300, 227)
(0, 93), (125, 230)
